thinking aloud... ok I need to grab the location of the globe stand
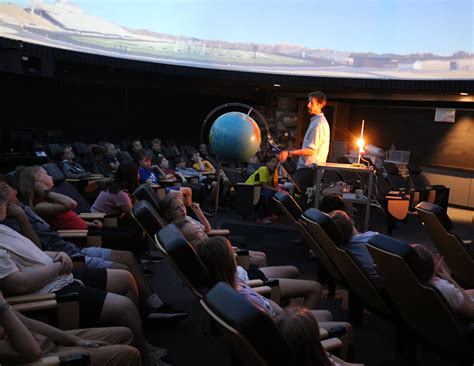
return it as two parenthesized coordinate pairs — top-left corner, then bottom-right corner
(213, 162), (222, 214)
(201, 102), (279, 215)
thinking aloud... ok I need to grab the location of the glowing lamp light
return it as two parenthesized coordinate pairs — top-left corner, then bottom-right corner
(357, 120), (365, 165)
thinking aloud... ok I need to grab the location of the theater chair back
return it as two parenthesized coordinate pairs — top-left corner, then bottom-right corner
(301, 208), (393, 320)
(131, 200), (168, 242)
(367, 234), (474, 360)
(416, 201), (474, 287)
(157, 224), (212, 299)
(133, 184), (163, 214)
(202, 282), (291, 366)
(273, 191), (344, 284)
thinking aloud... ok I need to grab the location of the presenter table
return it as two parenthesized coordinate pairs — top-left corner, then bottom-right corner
(314, 162), (375, 231)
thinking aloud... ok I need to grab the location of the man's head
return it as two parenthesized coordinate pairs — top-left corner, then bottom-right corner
(328, 210), (355, 244)
(411, 244), (435, 283)
(130, 140), (143, 153)
(58, 146), (75, 161)
(320, 194), (345, 214)
(307, 91), (327, 115)
(104, 143), (117, 156)
(151, 138), (162, 152)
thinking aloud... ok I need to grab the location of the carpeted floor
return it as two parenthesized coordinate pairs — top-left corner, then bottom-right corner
(143, 204), (473, 366)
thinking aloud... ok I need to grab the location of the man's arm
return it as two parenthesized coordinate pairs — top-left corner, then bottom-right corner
(0, 262), (63, 295)
(277, 148), (314, 162)
(5, 203), (41, 248)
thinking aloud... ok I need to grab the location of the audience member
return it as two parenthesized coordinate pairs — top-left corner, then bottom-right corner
(245, 155), (281, 224)
(190, 151), (216, 174)
(150, 138), (164, 163)
(320, 194), (345, 214)
(329, 210), (383, 289)
(91, 163), (139, 218)
(413, 244), (474, 321)
(104, 142), (120, 172)
(18, 166), (101, 231)
(0, 289), (141, 365)
(88, 145), (114, 177)
(129, 140), (144, 163)
(274, 307), (360, 366)
(0, 190), (167, 364)
(138, 151), (161, 185)
(57, 146), (90, 179)
(165, 202), (323, 310)
(0, 174), (184, 320)
(196, 236), (353, 341)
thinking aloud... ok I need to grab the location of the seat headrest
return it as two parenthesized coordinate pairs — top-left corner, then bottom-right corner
(302, 208), (345, 246)
(384, 162), (400, 175)
(368, 234), (426, 282)
(132, 200), (166, 236)
(407, 163), (422, 175)
(133, 184), (161, 212)
(205, 282), (291, 365)
(416, 201), (453, 231)
(46, 144), (62, 160)
(274, 191), (302, 219)
(72, 142), (88, 156)
(158, 224), (211, 289)
(42, 163), (66, 184)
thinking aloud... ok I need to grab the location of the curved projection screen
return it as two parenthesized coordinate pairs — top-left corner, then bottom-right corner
(0, 0), (472, 80)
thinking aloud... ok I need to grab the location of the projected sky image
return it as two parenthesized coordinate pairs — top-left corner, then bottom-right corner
(0, 0), (472, 79)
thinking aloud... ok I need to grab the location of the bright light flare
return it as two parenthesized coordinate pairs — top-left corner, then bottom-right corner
(356, 138), (365, 152)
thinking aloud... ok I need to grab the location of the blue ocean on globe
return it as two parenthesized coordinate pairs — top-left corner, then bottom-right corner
(209, 112), (261, 162)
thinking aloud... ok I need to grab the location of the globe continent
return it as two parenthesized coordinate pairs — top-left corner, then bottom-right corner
(209, 112), (261, 162)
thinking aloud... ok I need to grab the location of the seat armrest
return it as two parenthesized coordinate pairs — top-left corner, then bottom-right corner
(7, 293), (56, 305)
(208, 229), (231, 236)
(57, 230), (88, 239)
(79, 212), (106, 220)
(321, 338), (343, 352)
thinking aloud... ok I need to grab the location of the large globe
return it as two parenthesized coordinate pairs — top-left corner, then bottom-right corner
(209, 111), (261, 162)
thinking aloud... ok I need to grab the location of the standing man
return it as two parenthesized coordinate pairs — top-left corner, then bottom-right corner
(278, 91), (330, 167)
(278, 91), (330, 206)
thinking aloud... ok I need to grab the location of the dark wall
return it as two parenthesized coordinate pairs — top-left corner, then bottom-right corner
(1, 73), (252, 149)
(348, 105), (474, 170)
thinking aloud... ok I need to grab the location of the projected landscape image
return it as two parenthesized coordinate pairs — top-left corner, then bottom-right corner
(0, 0), (472, 79)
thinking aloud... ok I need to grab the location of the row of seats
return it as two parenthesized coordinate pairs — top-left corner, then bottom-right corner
(274, 192), (473, 362)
